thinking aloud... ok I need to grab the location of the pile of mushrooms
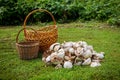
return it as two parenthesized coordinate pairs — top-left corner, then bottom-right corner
(42, 41), (105, 69)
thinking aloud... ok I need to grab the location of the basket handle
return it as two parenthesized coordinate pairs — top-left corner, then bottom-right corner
(16, 28), (37, 43)
(23, 9), (56, 36)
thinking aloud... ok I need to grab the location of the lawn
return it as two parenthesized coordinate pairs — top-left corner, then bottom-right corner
(0, 21), (120, 80)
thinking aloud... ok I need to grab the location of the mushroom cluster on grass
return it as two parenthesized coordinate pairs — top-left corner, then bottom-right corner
(42, 41), (105, 69)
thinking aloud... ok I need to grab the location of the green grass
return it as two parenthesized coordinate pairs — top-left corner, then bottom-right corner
(0, 21), (120, 80)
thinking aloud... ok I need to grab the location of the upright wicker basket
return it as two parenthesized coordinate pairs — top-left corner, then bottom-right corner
(16, 28), (39, 60)
(23, 9), (58, 52)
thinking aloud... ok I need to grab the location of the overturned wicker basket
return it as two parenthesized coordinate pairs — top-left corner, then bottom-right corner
(16, 28), (39, 60)
(23, 9), (58, 52)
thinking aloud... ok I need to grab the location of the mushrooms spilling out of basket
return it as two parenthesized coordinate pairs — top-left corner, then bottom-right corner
(42, 41), (105, 69)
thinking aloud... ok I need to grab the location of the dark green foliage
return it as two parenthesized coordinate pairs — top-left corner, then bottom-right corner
(0, 0), (120, 25)
(0, 0), (17, 25)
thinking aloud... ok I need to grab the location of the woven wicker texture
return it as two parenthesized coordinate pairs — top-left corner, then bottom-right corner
(23, 9), (58, 52)
(16, 28), (39, 60)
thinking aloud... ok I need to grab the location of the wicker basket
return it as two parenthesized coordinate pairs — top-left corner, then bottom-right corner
(16, 28), (39, 60)
(23, 9), (58, 52)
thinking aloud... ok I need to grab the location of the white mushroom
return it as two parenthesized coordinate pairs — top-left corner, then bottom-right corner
(90, 62), (101, 67)
(64, 55), (76, 63)
(63, 61), (73, 68)
(82, 58), (91, 65)
(70, 56), (76, 63)
(73, 42), (80, 48)
(74, 56), (82, 62)
(77, 41), (87, 48)
(82, 49), (92, 58)
(46, 56), (51, 62)
(50, 52), (58, 58)
(63, 47), (70, 52)
(92, 59), (103, 62)
(55, 64), (63, 69)
(57, 49), (65, 58)
(74, 57), (82, 66)
(74, 61), (82, 66)
(64, 56), (71, 61)
(87, 45), (93, 51)
(92, 51), (97, 55)
(62, 41), (73, 48)
(54, 45), (61, 52)
(71, 56), (76, 60)
(51, 56), (63, 65)
(68, 47), (75, 54)
(49, 43), (60, 51)
(96, 52), (105, 59)
(76, 47), (84, 55)
(75, 50), (81, 57)
(81, 41), (87, 46)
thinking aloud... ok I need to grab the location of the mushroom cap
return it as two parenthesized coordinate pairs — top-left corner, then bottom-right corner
(81, 41), (87, 46)
(82, 49), (92, 58)
(75, 56), (82, 62)
(90, 62), (101, 67)
(76, 47), (84, 55)
(51, 56), (63, 65)
(55, 64), (63, 69)
(63, 47), (70, 52)
(49, 43), (60, 51)
(62, 42), (73, 48)
(57, 49), (65, 58)
(87, 45), (93, 51)
(82, 58), (91, 65)
(96, 53), (104, 59)
(46, 56), (51, 62)
(74, 61), (82, 66)
(54, 45), (61, 52)
(63, 61), (73, 68)
(64, 56), (71, 61)
(50, 52), (58, 58)
(68, 48), (75, 54)
(73, 42), (80, 48)
(75, 50), (81, 57)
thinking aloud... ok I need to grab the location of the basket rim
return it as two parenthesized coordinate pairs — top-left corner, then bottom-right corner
(16, 41), (39, 47)
(26, 25), (57, 33)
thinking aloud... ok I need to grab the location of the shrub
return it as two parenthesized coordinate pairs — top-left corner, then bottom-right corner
(0, 0), (120, 26)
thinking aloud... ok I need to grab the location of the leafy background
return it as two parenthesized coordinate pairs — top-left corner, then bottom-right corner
(0, 0), (120, 26)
